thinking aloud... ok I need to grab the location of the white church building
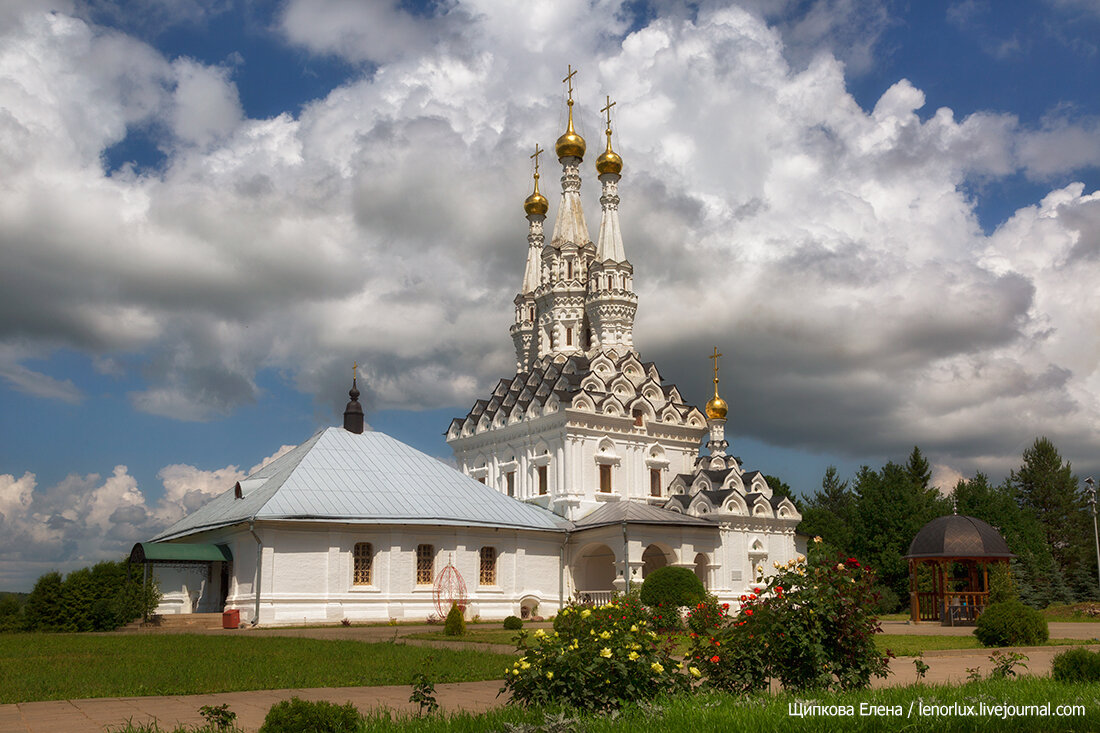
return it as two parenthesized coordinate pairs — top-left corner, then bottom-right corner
(137, 78), (803, 625)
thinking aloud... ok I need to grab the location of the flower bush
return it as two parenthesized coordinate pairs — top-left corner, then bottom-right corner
(687, 545), (891, 693)
(504, 599), (688, 710)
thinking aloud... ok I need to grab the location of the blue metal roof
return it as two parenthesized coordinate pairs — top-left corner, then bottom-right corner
(153, 427), (571, 541)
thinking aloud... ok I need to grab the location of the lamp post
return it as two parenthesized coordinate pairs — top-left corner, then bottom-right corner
(1086, 477), (1100, 594)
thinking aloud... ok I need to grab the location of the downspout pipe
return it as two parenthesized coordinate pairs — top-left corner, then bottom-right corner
(249, 520), (262, 625)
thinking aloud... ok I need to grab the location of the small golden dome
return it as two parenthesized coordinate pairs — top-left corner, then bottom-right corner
(555, 100), (586, 160)
(596, 130), (622, 175)
(705, 395), (728, 420)
(524, 174), (549, 216)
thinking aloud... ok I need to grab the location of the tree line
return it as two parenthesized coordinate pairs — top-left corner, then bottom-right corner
(0, 559), (160, 632)
(796, 437), (1098, 611)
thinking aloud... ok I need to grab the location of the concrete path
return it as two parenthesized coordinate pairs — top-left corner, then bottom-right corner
(4, 622), (1099, 733)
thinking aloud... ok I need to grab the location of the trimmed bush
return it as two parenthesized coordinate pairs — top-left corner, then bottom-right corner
(259, 697), (361, 733)
(502, 615), (523, 630)
(639, 566), (705, 609)
(1051, 647), (1100, 682)
(974, 600), (1049, 647)
(444, 603), (466, 637)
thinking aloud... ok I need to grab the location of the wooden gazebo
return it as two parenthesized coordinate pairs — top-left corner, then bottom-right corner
(904, 515), (1013, 625)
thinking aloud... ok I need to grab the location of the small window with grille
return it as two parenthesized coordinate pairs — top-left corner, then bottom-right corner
(353, 542), (372, 585)
(538, 465), (548, 495)
(479, 546), (497, 585)
(416, 544), (434, 585)
(599, 464), (612, 493)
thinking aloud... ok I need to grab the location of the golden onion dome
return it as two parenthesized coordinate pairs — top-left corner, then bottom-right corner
(523, 174), (549, 216)
(596, 129), (622, 175)
(555, 100), (586, 160)
(705, 394), (728, 420)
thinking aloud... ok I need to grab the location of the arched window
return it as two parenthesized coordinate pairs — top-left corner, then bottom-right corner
(353, 542), (372, 585)
(566, 260), (574, 280)
(416, 544), (434, 585)
(480, 547), (497, 585)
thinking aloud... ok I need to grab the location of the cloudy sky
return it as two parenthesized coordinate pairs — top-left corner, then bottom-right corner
(1, 0), (1099, 591)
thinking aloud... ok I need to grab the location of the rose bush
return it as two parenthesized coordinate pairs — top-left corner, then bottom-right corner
(687, 544), (891, 693)
(504, 599), (688, 710)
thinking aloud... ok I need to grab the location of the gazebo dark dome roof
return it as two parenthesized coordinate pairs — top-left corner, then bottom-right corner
(904, 515), (1014, 559)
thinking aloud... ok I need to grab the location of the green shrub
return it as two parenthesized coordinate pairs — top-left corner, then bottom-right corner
(974, 600), (1049, 647)
(871, 584), (900, 615)
(502, 615), (523, 630)
(989, 563), (1017, 603)
(639, 566), (705, 610)
(1051, 647), (1100, 682)
(504, 599), (688, 711)
(688, 549), (890, 693)
(444, 604), (465, 637)
(259, 697), (361, 733)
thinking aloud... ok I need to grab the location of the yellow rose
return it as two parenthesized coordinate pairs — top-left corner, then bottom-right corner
(581, 609), (591, 618)
(599, 630), (611, 640)
(599, 647), (612, 658)
(689, 666), (701, 677)
(651, 662), (664, 674)
(628, 651), (639, 661)
(630, 624), (638, 632)
(546, 671), (553, 679)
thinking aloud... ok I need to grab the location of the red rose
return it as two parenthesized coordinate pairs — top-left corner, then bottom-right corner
(745, 609), (753, 616)
(710, 655), (720, 663)
(740, 595), (747, 602)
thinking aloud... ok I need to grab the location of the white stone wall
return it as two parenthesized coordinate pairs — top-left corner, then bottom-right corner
(159, 522), (567, 625)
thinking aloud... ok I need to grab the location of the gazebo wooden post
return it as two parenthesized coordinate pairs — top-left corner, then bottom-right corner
(909, 559), (919, 623)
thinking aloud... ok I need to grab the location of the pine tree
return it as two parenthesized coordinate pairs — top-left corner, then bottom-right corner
(905, 446), (932, 490)
(1010, 437), (1089, 599)
(798, 466), (854, 552)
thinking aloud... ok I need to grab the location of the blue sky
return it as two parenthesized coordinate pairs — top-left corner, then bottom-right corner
(1, 0), (1099, 590)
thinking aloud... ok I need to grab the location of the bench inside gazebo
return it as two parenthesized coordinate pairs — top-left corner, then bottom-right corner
(904, 514), (1013, 626)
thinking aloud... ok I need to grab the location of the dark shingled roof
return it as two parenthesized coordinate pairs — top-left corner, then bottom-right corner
(904, 515), (1014, 559)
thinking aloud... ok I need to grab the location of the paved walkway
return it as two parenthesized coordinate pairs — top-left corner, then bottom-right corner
(4, 622), (1099, 733)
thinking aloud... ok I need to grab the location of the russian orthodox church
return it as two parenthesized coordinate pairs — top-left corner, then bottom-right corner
(136, 72), (802, 625)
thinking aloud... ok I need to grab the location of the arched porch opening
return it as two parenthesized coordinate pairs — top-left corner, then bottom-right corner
(642, 544), (672, 579)
(574, 543), (616, 604)
(694, 553), (709, 589)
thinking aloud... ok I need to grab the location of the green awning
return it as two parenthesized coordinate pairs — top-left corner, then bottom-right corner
(130, 542), (232, 564)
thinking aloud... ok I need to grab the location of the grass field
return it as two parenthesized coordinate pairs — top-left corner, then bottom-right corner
(0, 634), (514, 704)
(359, 679), (1100, 732)
(406, 628), (1084, 659)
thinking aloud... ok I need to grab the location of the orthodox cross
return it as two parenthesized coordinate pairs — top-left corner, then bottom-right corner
(353, 361), (358, 381)
(530, 143), (543, 177)
(563, 64), (578, 102)
(709, 346), (722, 384)
(601, 95), (616, 132)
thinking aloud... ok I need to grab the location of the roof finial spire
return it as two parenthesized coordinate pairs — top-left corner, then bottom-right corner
(596, 94), (622, 175)
(343, 363), (364, 434)
(705, 346), (728, 420)
(555, 65), (586, 160)
(523, 143), (548, 216)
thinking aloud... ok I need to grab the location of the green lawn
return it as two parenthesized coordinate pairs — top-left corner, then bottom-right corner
(406, 629), (522, 645)
(361, 678), (1100, 732)
(0, 634), (515, 703)
(405, 628), (1085, 659)
(876, 635), (1085, 657)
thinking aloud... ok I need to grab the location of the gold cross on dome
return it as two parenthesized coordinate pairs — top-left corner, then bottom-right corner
(530, 143), (543, 177)
(353, 361), (358, 380)
(563, 64), (578, 101)
(601, 95), (616, 131)
(709, 347), (722, 383)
